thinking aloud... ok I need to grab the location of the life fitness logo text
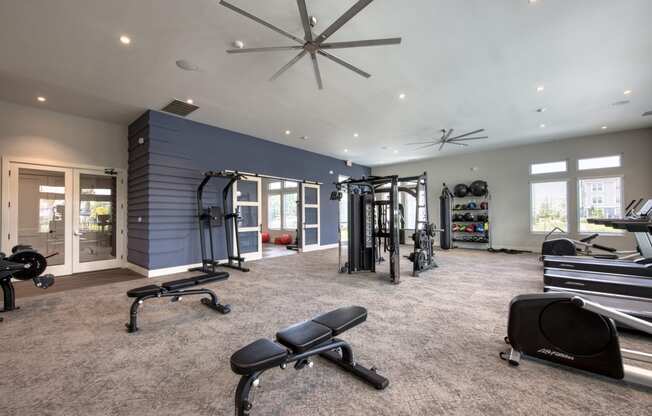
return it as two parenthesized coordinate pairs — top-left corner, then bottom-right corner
(537, 348), (574, 361)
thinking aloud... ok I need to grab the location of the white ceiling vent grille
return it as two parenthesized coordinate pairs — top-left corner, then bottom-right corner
(161, 99), (199, 117)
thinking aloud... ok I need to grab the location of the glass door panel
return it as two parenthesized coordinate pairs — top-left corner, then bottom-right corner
(234, 176), (262, 261)
(301, 184), (320, 251)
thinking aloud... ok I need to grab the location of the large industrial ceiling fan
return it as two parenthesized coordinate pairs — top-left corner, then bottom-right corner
(219, 0), (402, 90)
(406, 129), (489, 152)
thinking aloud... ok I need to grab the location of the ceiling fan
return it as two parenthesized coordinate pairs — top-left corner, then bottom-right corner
(406, 129), (489, 151)
(219, 0), (402, 90)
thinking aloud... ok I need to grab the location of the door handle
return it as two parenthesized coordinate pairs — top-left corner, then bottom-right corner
(73, 231), (81, 236)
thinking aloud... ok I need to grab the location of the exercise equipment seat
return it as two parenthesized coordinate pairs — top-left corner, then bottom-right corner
(230, 306), (386, 416)
(125, 272), (231, 333)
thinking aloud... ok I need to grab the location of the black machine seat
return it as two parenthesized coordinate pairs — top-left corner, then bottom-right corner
(313, 305), (367, 336)
(276, 320), (332, 353)
(162, 277), (200, 291)
(126, 285), (162, 298)
(231, 339), (289, 375)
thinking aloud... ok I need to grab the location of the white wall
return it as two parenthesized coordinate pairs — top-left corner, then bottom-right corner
(373, 128), (652, 252)
(0, 100), (127, 169)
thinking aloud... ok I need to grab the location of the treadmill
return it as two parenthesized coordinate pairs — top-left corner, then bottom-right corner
(544, 219), (652, 324)
(543, 199), (652, 276)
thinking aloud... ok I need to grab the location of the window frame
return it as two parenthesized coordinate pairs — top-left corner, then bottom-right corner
(577, 154), (622, 171)
(576, 174), (625, 236)
(529, 179), (569, 234)
(529, 160), (568, 176)
(267, 193), (282, 230)
(282, 191), (298, 230)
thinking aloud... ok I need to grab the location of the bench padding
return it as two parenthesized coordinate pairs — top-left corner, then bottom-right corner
(230, 339), (289, 375)
(127, 272), (230, 297)
(276, 320), (332, 353)
(313, 306), (367, 336)
(126, 285), (162, 298)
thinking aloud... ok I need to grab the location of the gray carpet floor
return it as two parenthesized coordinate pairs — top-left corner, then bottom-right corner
(1, 249), (650, 415)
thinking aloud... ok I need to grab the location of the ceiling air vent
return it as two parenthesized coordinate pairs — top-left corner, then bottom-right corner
(161, 99), (199, 117)
(643, 111), (652, 117)
(612, 100), (630, 106)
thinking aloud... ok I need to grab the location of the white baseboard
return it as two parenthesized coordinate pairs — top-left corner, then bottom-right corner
(127, 262), (203, 278)
(302, 243), (338, 252)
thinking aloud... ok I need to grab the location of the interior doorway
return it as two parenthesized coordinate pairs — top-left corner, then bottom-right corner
(2, 159), (126, 276)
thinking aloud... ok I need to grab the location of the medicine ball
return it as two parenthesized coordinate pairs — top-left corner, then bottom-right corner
(469, 180), (488, 197)
(453, 184), (469, 198)
(466, 202), (478, 210)
(480, 201), (489, 210)
(455, 204), (464, 210)
(463, 212), (475, 222)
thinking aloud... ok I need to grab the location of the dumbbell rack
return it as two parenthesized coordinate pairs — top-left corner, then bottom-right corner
(451, 193), (491, 250)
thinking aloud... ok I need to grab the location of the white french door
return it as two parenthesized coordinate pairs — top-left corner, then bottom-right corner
(301, 183), (320, 252)
(2, 161), (125, 276)
(233, 175), (262, 261)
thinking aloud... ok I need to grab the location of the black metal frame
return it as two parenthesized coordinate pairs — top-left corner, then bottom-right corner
(234, 338), (388, 416)
(126, 286), (230, 333)
(190, 170), (250, 275)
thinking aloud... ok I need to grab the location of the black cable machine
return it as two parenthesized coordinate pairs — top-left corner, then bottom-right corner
(334, 173), (437, 284)
(190, 170), (250, 276)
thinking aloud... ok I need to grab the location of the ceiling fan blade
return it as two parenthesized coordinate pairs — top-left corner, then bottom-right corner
(449, 142), (469, 147)
(310, 52), (323, 90)
(296, 0), (313, 42)
(269, 50), (308, 81)
(319, 38), (402, 49)
(439, 142), (446, 151)
(317, 50), (371, 78)
(315, 0), (375, 44)
(219, 1), (304, 44)
(443, 129), (454, 141)
(414, 143), (436, 150)
(448, 129), (485, 140)
(450, 136), (489, 142)
(405, 141), (436, 145)
(227, 46), (304, 54)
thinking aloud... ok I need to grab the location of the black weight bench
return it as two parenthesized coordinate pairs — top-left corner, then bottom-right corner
(125, 272), (231, 333)
(230, 306), (388, 415)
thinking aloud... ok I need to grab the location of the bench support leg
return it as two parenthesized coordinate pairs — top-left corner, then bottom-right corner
(1, 278), (17, 313)
(235, 371), (262, 416)
(199, 289), (231, 314)
(319, 340), (389, 390)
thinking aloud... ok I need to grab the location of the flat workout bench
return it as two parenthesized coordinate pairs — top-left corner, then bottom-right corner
(125, 272), (231, 333)
(230, 306), (388, 415)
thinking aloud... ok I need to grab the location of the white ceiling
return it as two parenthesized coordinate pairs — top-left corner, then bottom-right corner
(1, 0), (651, 166)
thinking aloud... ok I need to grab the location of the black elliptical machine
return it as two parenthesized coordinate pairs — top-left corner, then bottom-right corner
(439, 183), (454, 250)
(1, 245), (55, 322)
(190, 171), (250, 276)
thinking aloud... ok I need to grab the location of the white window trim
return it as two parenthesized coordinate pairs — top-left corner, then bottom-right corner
(529, 179), (569, 235)
(529, 159), (569, 176)
(577, 154), (622, 171)
(576, 174), (625, 236)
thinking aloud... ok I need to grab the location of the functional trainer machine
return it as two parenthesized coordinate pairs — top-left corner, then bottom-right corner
(125, 272), (230, 332)
(190, 170), (250, 275)
(334, 173), (438, 283)
(229, 306), (388, 415)
(1, 245), (55, 322)
(501, 293), (652, 388)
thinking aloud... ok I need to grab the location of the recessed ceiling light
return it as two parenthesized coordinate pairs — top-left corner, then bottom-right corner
(344, 149), (349, 153)
(37, 96), (47, 102)
(233, 40), (245, 49)
(176, 59), (200, 71)
(536, 85), (545, 92)
(398, 93), (406, 100)
(623, 90), (632, 95)
(539, 123), (546, 128)
(601, 126), (608, 130)
(535, 107), (547, 113)
(301, 136), (309, 140)
(528, 0), (538, 3)
(119, 35), (131, 45)
(393, 150), (398, 154)
(186, 99), (194, 105)
(353, 133), (359, 138)
(284, 130), (291, 135)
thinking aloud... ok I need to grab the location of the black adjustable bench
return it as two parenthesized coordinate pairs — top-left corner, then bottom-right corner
(230, 306), (388, 415)
(125, 272), (231, 333)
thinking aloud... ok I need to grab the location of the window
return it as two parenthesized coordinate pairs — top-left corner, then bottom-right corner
(530, 161), (567, 175)
(579, 177), (623, 233)
(284, 181), (298, 189)
(268, 181), (282, 191)
(530, 181), (568, 232)
(268, 194), (281, 229)
(403, 193), (416, 229)
(283, 193), (298, 229)
(578, 155), (621, 171)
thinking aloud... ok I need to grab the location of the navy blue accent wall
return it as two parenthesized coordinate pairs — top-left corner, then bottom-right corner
(127, 110), (370, 270)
